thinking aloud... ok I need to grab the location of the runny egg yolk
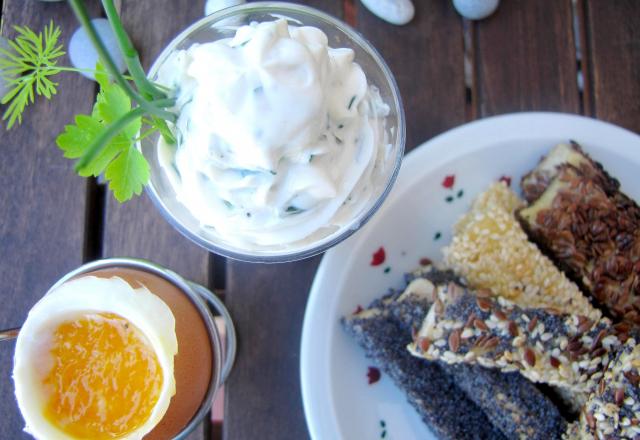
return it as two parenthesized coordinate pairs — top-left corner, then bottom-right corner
(42, 312), (163, 439)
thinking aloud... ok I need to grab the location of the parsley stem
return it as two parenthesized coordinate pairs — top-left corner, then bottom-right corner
(101, 0), (164, 100)
(75, 106), (146, 172)
(68, 0), (174, 122)
(134, 127), (157, 143)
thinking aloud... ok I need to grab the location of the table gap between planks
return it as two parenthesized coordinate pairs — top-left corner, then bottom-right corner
(0, 1), (639, 440)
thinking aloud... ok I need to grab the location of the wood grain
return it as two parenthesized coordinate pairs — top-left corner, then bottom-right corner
(583, 0), (640, 133)
(223, 256), (322, 440)
(473, 0), (580, 116)
(357, 0), (466, 150)
(0, 1), (100, 438)
(101, 0), (209, 287)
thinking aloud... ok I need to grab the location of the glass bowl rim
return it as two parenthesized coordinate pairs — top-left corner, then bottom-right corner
(142, 1), (406, 263)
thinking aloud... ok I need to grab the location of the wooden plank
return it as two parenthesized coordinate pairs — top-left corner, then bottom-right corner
(582, 0), (640, 132)
(473, 0), (580, 116)
(101, 1), (209, 286)
(0, 1), (100, 438)
(223, 256), (322, 440)
(358, 0), (467, 150)
(224, 1), (466, 439)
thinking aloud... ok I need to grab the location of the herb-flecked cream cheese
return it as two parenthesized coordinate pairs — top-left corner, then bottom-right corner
(157, 19), (390, 248)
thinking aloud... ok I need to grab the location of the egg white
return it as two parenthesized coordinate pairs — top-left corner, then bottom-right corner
(13, 276), (178, 440)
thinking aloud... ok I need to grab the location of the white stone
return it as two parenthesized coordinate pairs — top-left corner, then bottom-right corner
(205, 0), (246, 16)
(69, 18), (126, 81)
(452, 0), (500, 20)
(360, 0), (415, 26)
(0, 37), (11, 100)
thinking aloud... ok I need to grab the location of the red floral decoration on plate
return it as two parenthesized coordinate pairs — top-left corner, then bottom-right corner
(370, 247), (386, 266)
(367, 366), (381, 385)
(442, 174), (455, 189)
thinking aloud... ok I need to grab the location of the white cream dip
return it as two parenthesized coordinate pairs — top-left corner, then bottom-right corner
(157, 19), (390, 248)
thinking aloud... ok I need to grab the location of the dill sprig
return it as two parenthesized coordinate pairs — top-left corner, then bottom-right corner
(0, 21), (65, 129)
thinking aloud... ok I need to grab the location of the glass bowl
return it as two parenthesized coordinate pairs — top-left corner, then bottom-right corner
(141, 2), (405, 262)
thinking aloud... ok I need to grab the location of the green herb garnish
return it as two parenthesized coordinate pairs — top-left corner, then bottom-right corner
(0, 21), (65, 129)
(0, 0), (177, 202)
(347, 95), (356, 110)
(285, 206), (305, 215)
(57, 65), (148, 201)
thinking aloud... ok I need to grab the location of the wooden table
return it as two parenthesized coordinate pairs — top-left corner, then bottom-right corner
(0, 0), (638, 438)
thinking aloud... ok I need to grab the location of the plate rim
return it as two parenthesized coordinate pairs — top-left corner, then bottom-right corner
(300, 111), (640, 440)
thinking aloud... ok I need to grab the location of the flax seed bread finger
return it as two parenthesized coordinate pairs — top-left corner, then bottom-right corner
(519, 165), (640, 328)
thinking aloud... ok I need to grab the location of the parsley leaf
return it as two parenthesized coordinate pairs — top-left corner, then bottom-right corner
(105, 145), (149, 202)
(56, 70), (146, 201)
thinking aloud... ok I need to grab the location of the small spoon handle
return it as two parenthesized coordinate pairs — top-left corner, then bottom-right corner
(0, 327), (20, 342)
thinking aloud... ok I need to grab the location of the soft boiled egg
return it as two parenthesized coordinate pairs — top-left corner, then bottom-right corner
(13, 276), (178, 440)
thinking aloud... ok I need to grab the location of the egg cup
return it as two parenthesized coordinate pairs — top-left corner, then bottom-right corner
(14, 257), (235, 440)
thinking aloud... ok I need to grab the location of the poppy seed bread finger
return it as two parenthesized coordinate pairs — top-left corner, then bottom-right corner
(447, 364), (567, 440)
(342, 298), (506, 440)
(392, 266), (568, 439)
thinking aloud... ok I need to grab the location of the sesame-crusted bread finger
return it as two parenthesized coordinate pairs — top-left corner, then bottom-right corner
(409, 282), (624, 393)
(573, 338), (640, 439)
(519, 165), (640, 328)
(342, 300), (506, 440)
(443, 182), (601, 321)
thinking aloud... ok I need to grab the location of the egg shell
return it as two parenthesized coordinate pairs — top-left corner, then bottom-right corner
(13, 276), (178, 440)
(452, 0), (500, 20)
(360, 0), (415, 26)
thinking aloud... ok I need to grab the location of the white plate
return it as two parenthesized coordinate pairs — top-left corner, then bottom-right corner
(300, 112), (640, 440)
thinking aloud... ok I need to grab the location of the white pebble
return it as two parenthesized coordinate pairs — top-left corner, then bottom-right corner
(69, 18), (126, 81)
(0, 37), (11, 100)
(205, 0), (245, 16)
(452, 0), (500, 20)
(361, 0), (415, 26)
